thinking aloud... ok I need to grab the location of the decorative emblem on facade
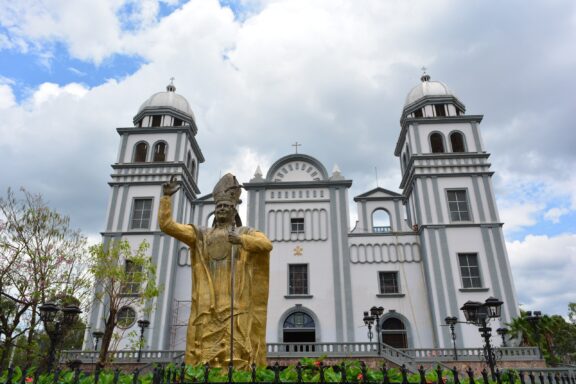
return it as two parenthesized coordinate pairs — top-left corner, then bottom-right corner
(293, 245), (303, 256)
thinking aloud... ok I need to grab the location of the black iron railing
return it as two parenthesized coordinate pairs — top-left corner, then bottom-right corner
(1, 363), (575, 384)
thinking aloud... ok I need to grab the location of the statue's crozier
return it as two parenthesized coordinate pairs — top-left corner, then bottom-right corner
(159, 174), (272, 368)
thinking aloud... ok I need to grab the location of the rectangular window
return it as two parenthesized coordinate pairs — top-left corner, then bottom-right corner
(379, 271), (399, 294)
(288, 264), (308, 295)
(435, 104), (446, 117)
(414, 108), (423, 118)
(151, 115), (162, 127)
(122, 260), (142, 295)
(131, 198), (153, 229)
(447, 190), (471, 221)
(458, 253), (482, 288)
(173, 117), (182, 126)
(291, 218), (305, 234)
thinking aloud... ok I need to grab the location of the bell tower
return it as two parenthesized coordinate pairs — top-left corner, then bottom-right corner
(87, 81), (204, 350)
(394, 73), (519, 348)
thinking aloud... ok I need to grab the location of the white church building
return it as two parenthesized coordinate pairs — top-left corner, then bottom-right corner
(86, 75), (520, 356)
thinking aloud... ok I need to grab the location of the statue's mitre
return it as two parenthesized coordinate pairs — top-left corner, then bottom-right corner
(213, 173), (241, 204)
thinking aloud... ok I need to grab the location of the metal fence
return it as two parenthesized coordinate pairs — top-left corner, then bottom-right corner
(1, 362), (575, 384)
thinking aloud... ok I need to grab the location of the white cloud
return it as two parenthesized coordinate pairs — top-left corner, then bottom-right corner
(0, 0), (575, 318)
(0, 83), (16, 109)
(498, 202), (542, 233)
(30, 82), (89, 106)
(544, 207), (570, 224)
(507, 234), (576, 315)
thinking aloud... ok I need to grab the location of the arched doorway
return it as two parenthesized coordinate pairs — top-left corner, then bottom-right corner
(381, 317), (408, 348)
(283, 311), (315, 343)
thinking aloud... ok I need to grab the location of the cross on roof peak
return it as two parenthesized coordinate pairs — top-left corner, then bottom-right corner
(292, 142), (301, 154)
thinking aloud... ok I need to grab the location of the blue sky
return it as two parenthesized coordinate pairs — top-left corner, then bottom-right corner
(1, 0), (575, 319)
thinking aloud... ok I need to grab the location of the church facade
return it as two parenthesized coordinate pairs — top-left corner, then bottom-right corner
(86, 76), (519, 353)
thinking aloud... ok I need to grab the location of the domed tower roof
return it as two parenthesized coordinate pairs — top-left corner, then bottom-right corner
(134, 80), (196, 124)
(400, 72), (466, 124)
(404, 73), (454, 106)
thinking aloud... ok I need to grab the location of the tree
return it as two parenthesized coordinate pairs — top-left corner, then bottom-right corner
(507, 306), (576, 365)
(0, 188), (92, 369)
(88, 240), (159, 367)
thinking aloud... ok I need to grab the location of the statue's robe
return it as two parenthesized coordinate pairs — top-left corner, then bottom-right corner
(159, 196), (272, 368)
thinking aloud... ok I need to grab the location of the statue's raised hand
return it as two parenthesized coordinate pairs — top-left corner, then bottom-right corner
(163, 175), (180, 196)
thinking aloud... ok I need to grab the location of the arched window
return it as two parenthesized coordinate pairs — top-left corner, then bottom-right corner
(450, 132), (466, 153)
(283, 311), (315, 343)
(372, 209), (391, 233)
(430, 133), (445, 153)
(381, 317), (408, 348)
(134, 142), (148, 162)
(153, 142), (167, 162)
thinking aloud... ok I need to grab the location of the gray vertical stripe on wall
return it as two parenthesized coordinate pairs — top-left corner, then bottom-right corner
(174, 132), (183, 161)
(362, 202), (368, 232)
(431, 177), (444, 224)
(106, 186), (119, 231)
(247, 189), (257, 228)
(421, 178), (432, 224)
(329, 188), (344, 341)
(427, 229), (448, 347)
(338, 188), (355, 341)
(394, 201), (402, 231)
(406, 202), (413, 227)
(413, 123), (422, 154)
(118, 134), (128, 163)
(258, 189), (266, 233)
(471, 122), (483, 153)
(419, 231), (439, 346)
(471, 176), (486, 222)
(438, 228), (461, 347)
(164, 235), (181, 349)
(490, 227), (519, 322)
(412, 182), (423, 225)
(116, 185), (129, 231)
(153, 235), (172, 348)
(148, 233), (162, 348)
(481, 176), (498, 222)
(481, 227), (503, 300)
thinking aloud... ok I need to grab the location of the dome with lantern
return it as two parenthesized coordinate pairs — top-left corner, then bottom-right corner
(133, 80), (196, 130)
(401, 72), (466, 122)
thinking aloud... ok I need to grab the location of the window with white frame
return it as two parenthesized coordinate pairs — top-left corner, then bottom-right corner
(447, 190), (470, 221)
(121, 260), (142, 295)
(116, 306), (136, 328)
(379, 271), (400, 294)
(288, 264), (308, 295)
(131, 198), (153, 229)
(291, 218), (305, 234)
(458, 253), (482, 288)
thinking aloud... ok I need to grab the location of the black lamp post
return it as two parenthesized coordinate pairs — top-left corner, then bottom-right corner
(460, 297), (503, 380)
(39, 303), (82, 372)
(526, 311), (542, 357)
(362, 306), (384, 355)
(496, 327), (508, 347)
(92, 330), (104, 352)
(444, 316), (459, 360)
(136, 319), (150, 362)
(363, 311), (374, 343)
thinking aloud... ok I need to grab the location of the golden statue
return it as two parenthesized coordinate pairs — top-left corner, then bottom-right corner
(159, 174), (272, 369)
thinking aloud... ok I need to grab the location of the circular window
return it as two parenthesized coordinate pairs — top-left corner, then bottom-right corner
(117, 307), (136, 329)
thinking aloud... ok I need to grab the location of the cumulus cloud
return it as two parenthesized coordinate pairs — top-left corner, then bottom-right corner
(1, 0), (575, 316)
(508, 234), (576, 315)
